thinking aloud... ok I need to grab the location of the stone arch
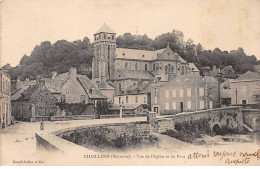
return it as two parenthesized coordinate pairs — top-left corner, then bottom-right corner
(212, 123), (222, 135)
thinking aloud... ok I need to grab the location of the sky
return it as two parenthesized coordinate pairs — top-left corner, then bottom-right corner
(1, 0), (260, 67)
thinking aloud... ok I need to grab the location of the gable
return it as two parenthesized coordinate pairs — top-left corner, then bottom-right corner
(157, 47), (179, 61)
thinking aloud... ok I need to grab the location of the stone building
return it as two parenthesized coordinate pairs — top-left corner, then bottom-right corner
(114, 82), (151, 109)
(221, 71), (260, 106)
(45, 67), (107, 106)
(11, 80), (58, 121)
(151, 74), (221, 115)
(92, 24), (194, 95)
(0, 68), (11, 129)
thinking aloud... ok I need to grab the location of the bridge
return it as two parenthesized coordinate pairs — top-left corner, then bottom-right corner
(154, 106), (246, 134)
(36, 106), (259, 153)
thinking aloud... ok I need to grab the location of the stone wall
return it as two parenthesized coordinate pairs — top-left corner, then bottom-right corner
(57, 122), (150, 149)
(242, 109), (260, 130)
(156, 106), (244, 133)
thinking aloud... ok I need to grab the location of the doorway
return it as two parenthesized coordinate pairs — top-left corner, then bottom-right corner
(153, 107), (159, 114)
(180, 102), (184, 112)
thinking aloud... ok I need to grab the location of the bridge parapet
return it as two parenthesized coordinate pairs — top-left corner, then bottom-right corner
(156, 106), (244, 134)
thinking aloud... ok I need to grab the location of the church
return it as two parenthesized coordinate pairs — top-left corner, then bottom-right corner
(92, 23), (198, 96)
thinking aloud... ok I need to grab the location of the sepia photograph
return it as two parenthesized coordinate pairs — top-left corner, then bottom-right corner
(0, 0), (260, 166)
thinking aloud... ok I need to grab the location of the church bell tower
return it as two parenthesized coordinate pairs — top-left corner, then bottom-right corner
(92, 23), (116, 81)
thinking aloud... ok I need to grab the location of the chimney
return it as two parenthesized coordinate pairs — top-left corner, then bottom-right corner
(101, 76), (106, 88)
(69, 67), (77, 77)
(51, 71), (57, 79)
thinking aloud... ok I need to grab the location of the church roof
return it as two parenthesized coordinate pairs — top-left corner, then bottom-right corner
(116, 48), (160, 60)
(117, 70), (154, 80)
(95, 23), (115, 34)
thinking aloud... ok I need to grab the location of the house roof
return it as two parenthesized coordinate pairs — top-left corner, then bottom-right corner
(91, 78), (115, 90)
(188, 63), (199, 72)
(11, 86), (30, 101)
(45, 72), (70, 93)
(117, 83), (151, 96)
(95, 23), (115, 34)
(236, 71), (260, 81)
(163, 74), (217, 87)
(19, 85), (38, 100)
(117, 70), (154, 80)
(77, 75), (107, 99)
(45, 72), (107, 99)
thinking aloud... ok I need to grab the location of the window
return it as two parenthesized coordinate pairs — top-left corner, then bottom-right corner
(187, 88), (191, 97)
(180, 89), (183, 98)
(125, 62), (128, 69)
(181, 66), (185, 75)
(155, 88), (158, 94)
(165, 90), (169, 98)
(199, 87), (204, 96)
(119, 97), (121, 104)
(126, 96), (129, 103)
(144, 97), (146, 103)
(122, 53), (125, 56)
(112, 35), (114, 40)
(153, 64), (155, 70)
(142, 55), (145, 57)
(61, 95), (66, 103)
(98, 34), (101, 39)
(172, 89), (176, 97)
(89, 89), (92, 94)
(208, 88), (212, 96)
(200, 100), (204, 110)
(135, 96), (138, 103)
(187, 101), (191, 109)
(172, 101), (176, 110)
(145, 64), (148, 71)
(154, 96), (157, 104)
(104, 33), (107, 39)
(80, 95), (85, 103)
(135, 63), (138, 70)
(119, 83), (122, 91)
(165, 102), (169, 110)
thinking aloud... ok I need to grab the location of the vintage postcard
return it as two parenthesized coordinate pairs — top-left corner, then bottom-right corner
(0, 0), (260, 166)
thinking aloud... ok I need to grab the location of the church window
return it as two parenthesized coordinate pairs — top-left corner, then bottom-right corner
(135, 63), (138, 70)
(145, 64), (148, 71)
(126, 96), (129, 103)
(119, 97), (121, 104)
(119, 83), (122, 91)
(125, 62), (128, 70)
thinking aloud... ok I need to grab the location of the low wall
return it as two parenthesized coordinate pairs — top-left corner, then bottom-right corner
(50, 115), (95, 121)
(242, 109), (260, 130)
(156, 106), (244, 133)
(57, 122), (151, 149)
